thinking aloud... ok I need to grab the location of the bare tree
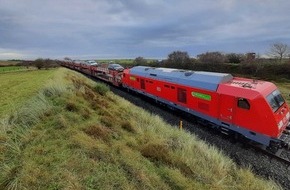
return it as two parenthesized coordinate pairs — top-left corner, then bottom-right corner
(33, 58), (59, 69)
(226, 53), (244, 63)
(268, 43), (290, 62)
(34, 58), (44, 69)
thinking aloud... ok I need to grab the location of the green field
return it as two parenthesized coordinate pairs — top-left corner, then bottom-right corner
(96, 59), (134, 65)
(95, 58), (157, 66)
(0, 68), (280, 189)
(0, 69), (56, 117)
(0, 66), (31, 73)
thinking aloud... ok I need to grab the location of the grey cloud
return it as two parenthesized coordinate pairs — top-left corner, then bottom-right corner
(0, 0), (290, 59)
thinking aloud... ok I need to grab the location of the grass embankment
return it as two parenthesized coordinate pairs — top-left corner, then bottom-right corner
(0, 68), (281, 189)
(0, 69), (55, 117)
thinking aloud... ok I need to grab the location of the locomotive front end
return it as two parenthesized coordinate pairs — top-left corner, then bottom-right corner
(266, 89), (290, 134)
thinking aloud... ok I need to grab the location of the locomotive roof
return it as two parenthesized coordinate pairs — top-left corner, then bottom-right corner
(218, 77), (277, 99)
(129, 66), (233, 91)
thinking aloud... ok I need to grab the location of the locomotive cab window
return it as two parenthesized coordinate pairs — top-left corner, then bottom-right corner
(237, 98), (250, 110)
(266, 89), (285, 112)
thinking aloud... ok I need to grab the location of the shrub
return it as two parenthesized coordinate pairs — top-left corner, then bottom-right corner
(140, 143), (172, 165)
(84, 125), (112, 142)
(121, 121), (136, 133)
(65, 101), (78, 112)
(94, 83), (110, 96)
(32, 58), (60, 70)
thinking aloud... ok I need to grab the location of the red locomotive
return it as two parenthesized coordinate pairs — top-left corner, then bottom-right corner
(122, 66), (290, 150)
(61, 61), (290, 152)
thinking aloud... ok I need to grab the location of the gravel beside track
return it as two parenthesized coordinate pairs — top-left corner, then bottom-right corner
(110, 86), (290, 190)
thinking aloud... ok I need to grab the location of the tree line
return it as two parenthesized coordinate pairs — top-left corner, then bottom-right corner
(11, 42), (290, 81)
(17, 58), (61, 69)
(133, 42), (290, 81)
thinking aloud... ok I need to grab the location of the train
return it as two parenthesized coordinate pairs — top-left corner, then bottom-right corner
(61, 60), (290, 153)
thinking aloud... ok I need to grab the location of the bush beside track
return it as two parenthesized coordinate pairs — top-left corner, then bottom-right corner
(0, 68), (281, 189)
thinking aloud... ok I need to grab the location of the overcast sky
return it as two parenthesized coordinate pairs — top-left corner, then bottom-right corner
(1, 0), (290, 60)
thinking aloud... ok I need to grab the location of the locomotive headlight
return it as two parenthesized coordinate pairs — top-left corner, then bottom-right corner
(286, 112), (290, 120)
(278, 120), (283, 129)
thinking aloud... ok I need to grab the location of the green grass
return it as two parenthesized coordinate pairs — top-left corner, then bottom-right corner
(0, 69), (56, 117)
(96, 59), (158, 66)
(0, 68), (281, 189)
(0, 66), (31, 73)
(276, 82), (290, 105)
(96, 59), (134, 65)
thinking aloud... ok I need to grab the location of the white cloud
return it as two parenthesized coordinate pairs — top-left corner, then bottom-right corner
(0, 48), (31, 60)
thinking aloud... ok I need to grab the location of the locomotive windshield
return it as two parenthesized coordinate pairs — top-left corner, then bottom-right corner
(266, 89), (285, 112)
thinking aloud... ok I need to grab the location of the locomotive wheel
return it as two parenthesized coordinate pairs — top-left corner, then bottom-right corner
(267, 141), (281, 154)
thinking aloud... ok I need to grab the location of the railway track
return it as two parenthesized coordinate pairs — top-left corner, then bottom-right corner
(243, 140), (290, 170)
(251, 131), (290, 168)
(274, 148), (290, 169)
